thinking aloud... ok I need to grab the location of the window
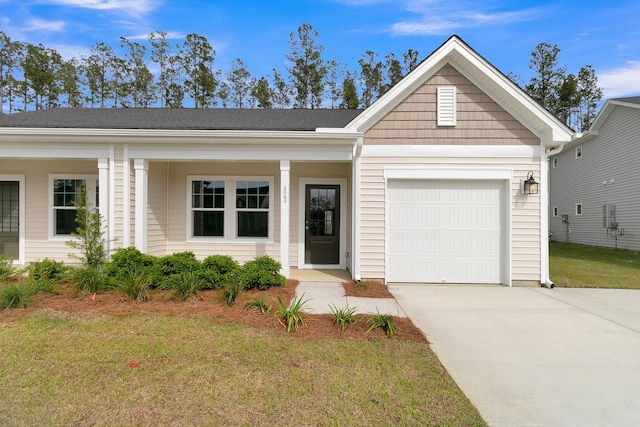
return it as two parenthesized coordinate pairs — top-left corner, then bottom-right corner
(553, 206), (558, 217)
(191, 180), (224, 237)
(552, 158), (558, 168)
(576, 204), (582, 216)
(50, 175), (98, 237)
(188, 176), (273, 241)
(236, 180), (269, 238)
(576, 145), (582, 158)
(437, 86), (456, 126)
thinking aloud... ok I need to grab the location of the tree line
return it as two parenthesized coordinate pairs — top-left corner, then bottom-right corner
(0, 23), (601, 131)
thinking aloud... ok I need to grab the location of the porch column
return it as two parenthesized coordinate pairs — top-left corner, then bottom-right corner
(280, 160), (291, 277)
(98, 158), (110, 256)
(134, 159), (148, 253)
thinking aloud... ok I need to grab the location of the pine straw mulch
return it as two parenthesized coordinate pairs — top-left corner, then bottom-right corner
(0, 280), (427, 344)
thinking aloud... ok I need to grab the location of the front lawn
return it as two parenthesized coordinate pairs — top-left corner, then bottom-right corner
(0, 311), (486, 426)
(550, 241), (640, 289)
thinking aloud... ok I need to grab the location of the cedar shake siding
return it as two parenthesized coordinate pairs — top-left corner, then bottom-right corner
(364, 64), (539, 146)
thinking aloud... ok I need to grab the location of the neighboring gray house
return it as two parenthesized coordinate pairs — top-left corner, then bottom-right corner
(549, 97), (640, 249)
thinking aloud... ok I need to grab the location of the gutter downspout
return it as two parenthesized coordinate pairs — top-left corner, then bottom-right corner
(352, 135), (364, 281)
(541, 141), (567, 288)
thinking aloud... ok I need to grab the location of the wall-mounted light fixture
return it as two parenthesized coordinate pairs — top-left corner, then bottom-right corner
(522, 171), (539, 195)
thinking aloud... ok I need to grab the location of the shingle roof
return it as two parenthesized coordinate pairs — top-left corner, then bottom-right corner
(0, 108), (364, 131)
(612, 96), (640, 105)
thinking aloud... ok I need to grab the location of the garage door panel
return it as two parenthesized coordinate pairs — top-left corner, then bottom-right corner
(387, 179), (504, 284)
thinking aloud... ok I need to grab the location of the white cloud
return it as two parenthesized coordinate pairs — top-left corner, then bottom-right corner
(40, 0), (162, 16)
(600, 61), (640, 98)
(25, 18), (66, 32)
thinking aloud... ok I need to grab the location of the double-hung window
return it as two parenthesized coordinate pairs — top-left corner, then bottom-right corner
(188, 176), (273, 241)
(50, 175), (98, 237)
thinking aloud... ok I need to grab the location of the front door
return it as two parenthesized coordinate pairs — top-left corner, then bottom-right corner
(305, 184), (340, 265)
(0, 181), (19, 260)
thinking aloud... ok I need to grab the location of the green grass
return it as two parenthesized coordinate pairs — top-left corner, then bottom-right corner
(0, 312), (485, 426)
(550, 241), (640, 288)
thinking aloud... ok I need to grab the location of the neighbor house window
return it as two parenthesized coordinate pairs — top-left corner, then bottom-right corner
(576, 204), (583, 215)
(552, 158), (558, 168)
(236, 180), (269, 238)
(191, 180), (224, 237)
(553, 206), (558, 217)
(188, 176), (273, 241)
(50, 175), (98, 237)
(576, 145), (583, 158)
(437, 86), (456, 126)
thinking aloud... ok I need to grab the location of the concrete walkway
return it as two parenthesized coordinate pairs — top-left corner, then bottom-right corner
(389, 285), (640, 426)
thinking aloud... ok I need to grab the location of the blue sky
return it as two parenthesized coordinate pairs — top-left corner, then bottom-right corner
(1, 0), (639, 99)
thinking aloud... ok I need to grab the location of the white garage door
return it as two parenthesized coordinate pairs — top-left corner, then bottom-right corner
(386, 179), (504, 284)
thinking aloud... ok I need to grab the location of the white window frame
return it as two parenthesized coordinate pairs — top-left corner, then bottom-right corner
(437, 86), (456, 126)
(576, 203), (583, 216)
(553, 206), (558, 217)
(49, 174), (98, 240)
(575, 145), (583, 159)
(552, 157), (558, 168)
(187, 176), (274, 243)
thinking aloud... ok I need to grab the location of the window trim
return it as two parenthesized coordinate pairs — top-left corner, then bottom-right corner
(552, 206), (558, 217)
(48, 174), (98, 241)
(186, 175), (274, 243)
(575, 145), (583, 159)
(576, 203), (583, 216)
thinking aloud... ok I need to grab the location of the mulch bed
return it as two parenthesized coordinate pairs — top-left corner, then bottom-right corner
(0, 280), (427, 343)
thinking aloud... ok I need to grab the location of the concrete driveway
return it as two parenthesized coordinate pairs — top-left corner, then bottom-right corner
(389, 285), (640, 426)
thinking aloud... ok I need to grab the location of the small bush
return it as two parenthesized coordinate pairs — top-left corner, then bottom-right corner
(153, 251), (201, 287)
(1, 280), (32, 309)
(118, 268), (153, 302)
(104, 247), (157, 283)
(329, 304), (358, 331)
(245, 296), (272, 314)
(28, 258), (67, 283)
(199, 255), (240, 290)
(240, 255), (285, 290)
(275, 294), (309, 332)
(366, 311), (397, 336)
(162, 271), (203, 302)
(0, 255), (16, 282)
(70, 266), (111, 294)
(221, 275), (243, 307)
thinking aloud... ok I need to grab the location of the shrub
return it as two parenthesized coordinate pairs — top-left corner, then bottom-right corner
(1, 280), (32, 309)
(275, 294), (309, 332)
(366, 310), (397, 336)
(153, 251), (201, 287)
(70, 266), (111, 294)
(0, 255), (16, 282)
(162, 271), (203, 302)
(28, 258), (67, 283)
(104, 247), (157, 283)
(329, 304), (358, 331)
(245, 296), (272, 314)
(118, 268), (153, 302)
(239, 255), (285, 290)
(199, 255), (240, 290)
(221, 275), (243, 307)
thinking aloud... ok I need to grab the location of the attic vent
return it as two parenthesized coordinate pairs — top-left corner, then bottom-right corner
(437, 86), (456, 126)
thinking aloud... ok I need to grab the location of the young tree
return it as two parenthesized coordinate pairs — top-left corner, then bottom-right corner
(325, 59), (343, 109)
(286, 23), (327, 108)
(227, 58), (252, 108)
(271, 69), (290, 108)
(341, 72), (359, 109)
(382, 52), (403, 95)
(358, 50), (383, 108)
(251, 77), (273, 108)
(179, 33), (217, 108)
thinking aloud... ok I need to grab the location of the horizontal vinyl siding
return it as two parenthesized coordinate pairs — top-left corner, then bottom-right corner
(365, 64), (539, 146)
(0, 159), (98, 263)
(360, 156), (541, 282)
(147, 161), (168, 256)
(550, 106), (640, 250)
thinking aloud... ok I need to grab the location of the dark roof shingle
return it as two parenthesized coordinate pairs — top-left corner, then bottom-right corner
(0, 108), (364, 131)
